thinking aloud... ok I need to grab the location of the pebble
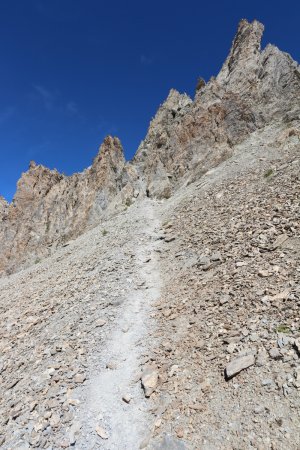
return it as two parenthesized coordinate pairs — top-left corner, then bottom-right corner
(122, 394), (131, 403)
(95, 319), (107, 327)
(74, 373), (86, 383)
(269, 348), (281, 360)
(106, 361), (118, 370)
(258, 270), (270, 277)
(95, 425), (109, 440)
(261, 379), (273, 386)
(220, 295), (230, 305)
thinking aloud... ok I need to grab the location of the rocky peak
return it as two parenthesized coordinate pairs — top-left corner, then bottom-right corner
(88, 136), (126, 213)
(217, 19), (264, 89)
(133, 18), (300, 201)
(0, 196), (8, 217)
(0, 135), (128, 275)
(29, 160), (37, 169)
(134, 89), (192, 163)
(215, 18), (300, 117)
(91, 136), (125, 178)
(162, 89), (192, 111)
(13, 164), (63, 209)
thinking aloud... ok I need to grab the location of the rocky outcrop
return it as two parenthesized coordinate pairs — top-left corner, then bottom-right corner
(134, 19), (300, 197)
(0, 196), (8, 217)
(0, 19), (299, 275)
(0, 137), (125, 275)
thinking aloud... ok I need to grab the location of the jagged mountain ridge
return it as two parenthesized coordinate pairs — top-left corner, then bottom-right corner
(0, 19), (299, 275)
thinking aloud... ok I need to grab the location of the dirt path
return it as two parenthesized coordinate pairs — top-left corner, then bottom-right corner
(76, 200), (162, 449)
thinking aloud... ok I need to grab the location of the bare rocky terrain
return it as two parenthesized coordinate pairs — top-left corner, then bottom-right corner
(148, 124), (300, 450)
(0, 19), (300, 450)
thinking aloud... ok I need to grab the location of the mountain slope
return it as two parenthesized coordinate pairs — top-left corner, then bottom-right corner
(0, 19), (299, 277)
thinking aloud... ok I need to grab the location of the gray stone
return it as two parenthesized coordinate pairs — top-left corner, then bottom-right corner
(269, 348), (281, 360)
(155, 434), (186, 449)
(198, 256), (210, 266)
(211, 252), (222, 261)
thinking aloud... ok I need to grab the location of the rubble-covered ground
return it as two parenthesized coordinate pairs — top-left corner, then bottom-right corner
(148, 125), (300, 450)
(0, 123), (299, 450)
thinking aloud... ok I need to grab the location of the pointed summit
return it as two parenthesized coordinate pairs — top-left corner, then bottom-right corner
(91, 136), (125, 176)
(217, 19), (264, 90)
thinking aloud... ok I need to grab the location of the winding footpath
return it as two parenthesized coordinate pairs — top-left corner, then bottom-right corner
(75, 200), (162, 449)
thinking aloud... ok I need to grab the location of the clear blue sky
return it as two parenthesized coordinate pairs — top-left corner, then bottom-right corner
(0, 0), (299, 201)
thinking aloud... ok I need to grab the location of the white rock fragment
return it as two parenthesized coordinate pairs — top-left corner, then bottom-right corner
(272, 233), (288, 250)
(122, 394), (131, 403)
(95, 425), (109, 440)
(225, 354), (255, 379)
(95, 318), (107, 327)
(141, 367), (158, 397)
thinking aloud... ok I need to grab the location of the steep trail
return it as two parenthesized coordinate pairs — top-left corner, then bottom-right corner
(75, 200), (163, 449)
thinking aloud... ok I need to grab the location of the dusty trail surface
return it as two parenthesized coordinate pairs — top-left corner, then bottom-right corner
(76, 202), (162, 449)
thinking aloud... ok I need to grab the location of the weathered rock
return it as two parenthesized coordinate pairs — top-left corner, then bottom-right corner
(141, 367), (159, 397)
(272, 234), (289, 250)
(269, 348), (281, 360)
(74, 373), (86, 384)
(122, 394), (131, 403)
(225, 354), (255, 379)
(95, 319), (107, 327)
(95, 425), (109, 440)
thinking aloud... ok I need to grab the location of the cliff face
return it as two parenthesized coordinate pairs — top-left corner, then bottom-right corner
(0, 19), (299, 275)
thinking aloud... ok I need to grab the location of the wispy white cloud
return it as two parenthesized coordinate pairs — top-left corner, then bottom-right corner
(32, 84), (82, 118)
(0, 106), (15, 125)
(140, 54), (153, 66)
(33, 84), (55, 111)
(98, 118), (118, 136)
(66, 101), (79, 116)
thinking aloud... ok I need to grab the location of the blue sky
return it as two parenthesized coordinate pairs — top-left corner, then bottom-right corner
(0, 0), (299, 201)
